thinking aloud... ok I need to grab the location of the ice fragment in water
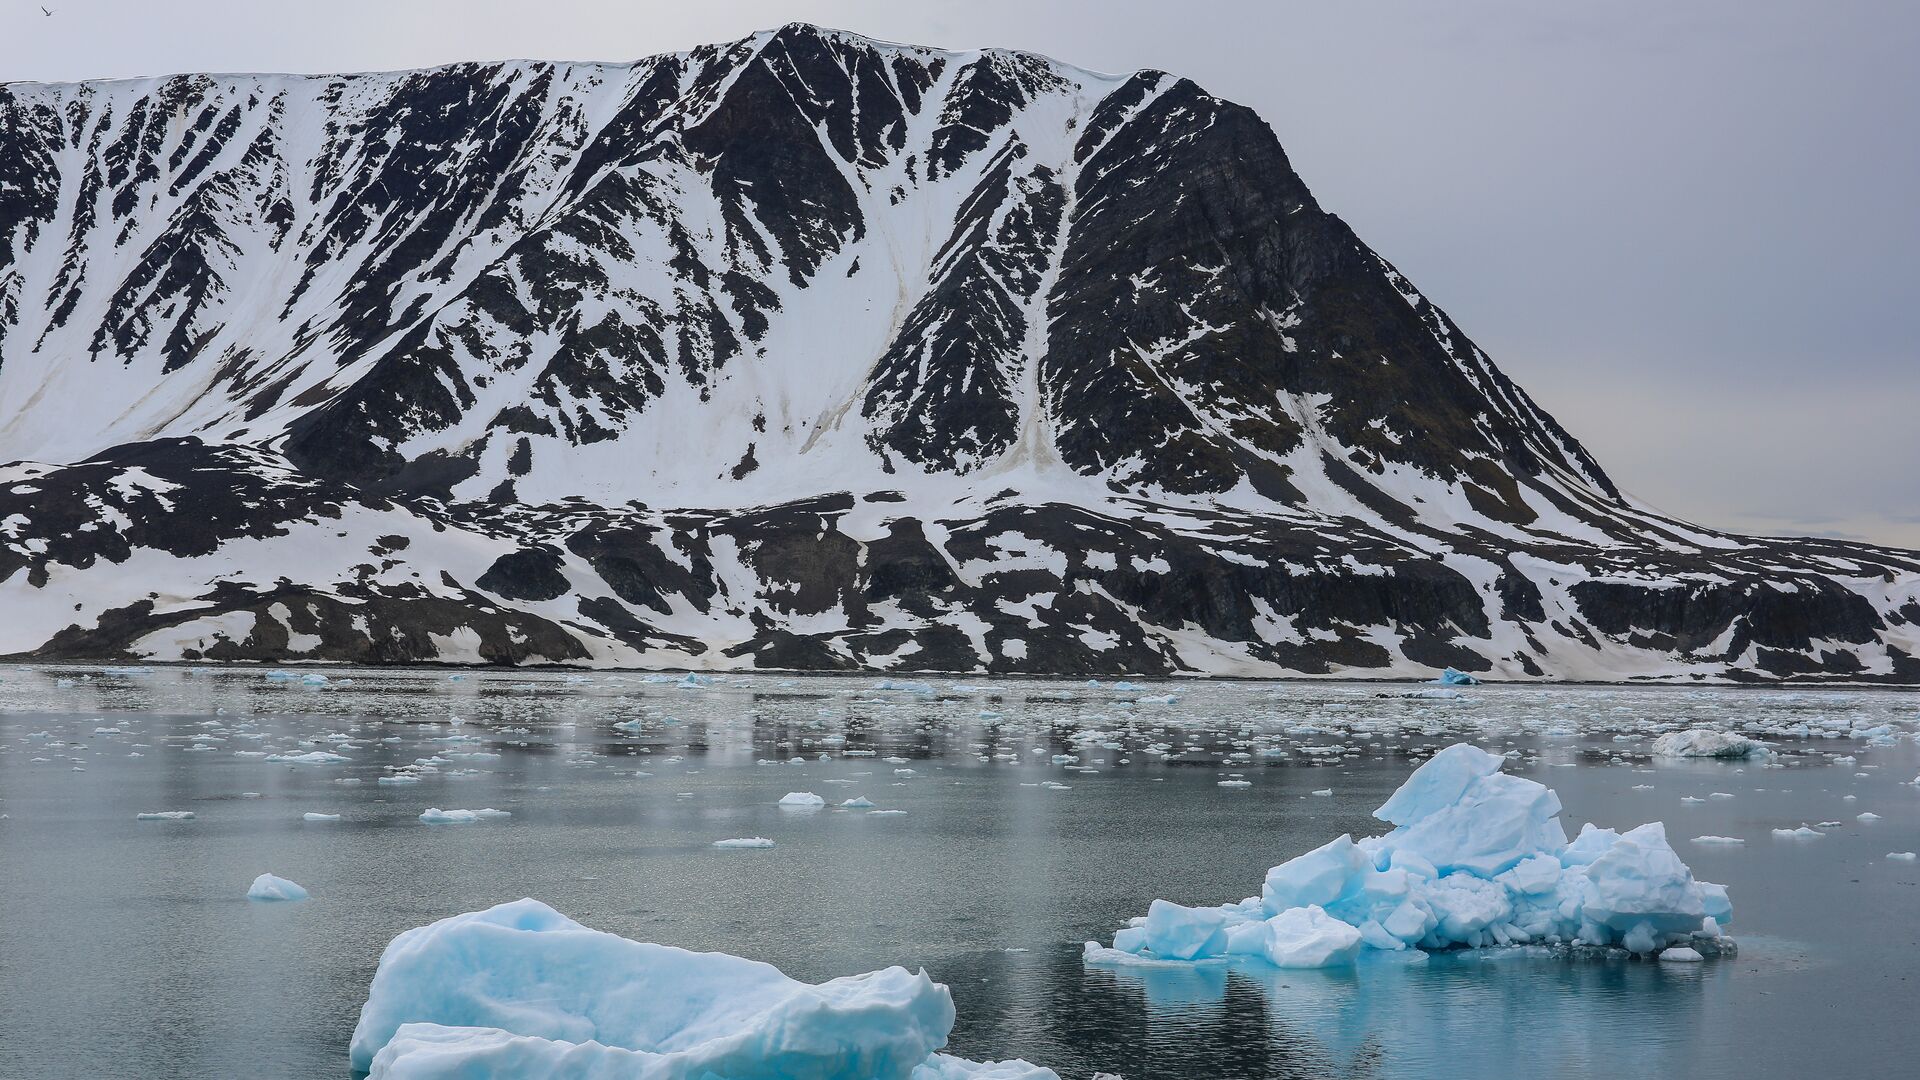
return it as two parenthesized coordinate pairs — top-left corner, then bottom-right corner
(1094, 742), (1731, 967)
(349, 899), (1056, 1078)
(248, 873), (309, 901)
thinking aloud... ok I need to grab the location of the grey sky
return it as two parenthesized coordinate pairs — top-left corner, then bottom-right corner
(4, 0), (1915, 547)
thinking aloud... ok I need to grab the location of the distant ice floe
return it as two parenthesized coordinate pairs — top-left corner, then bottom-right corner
(1088, 743), (1732, 970)
(418, 808), (510, 824)
(349, 899), (1055, 1079)
(135, 811), (194, 820)
(266, 750), (351, 765)
(778, 791), (826, 808)
(247, 873), (309, 901)
(1651, 730), (1767, 759)
(712, 837), (775, 849)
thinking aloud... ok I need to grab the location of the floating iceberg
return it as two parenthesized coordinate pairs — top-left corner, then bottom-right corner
(247, 873), (309, 901)
(1089, 744), (1731, 968)
(349, 899), (1055, 1079)
(1651, 730), (1766, 759)
(1434, 668), (1480, 687)
(712, 837), (775, 849)
(419, 808), (510, 824)
(266, 750), (351, 765)
(778, 791), (826, 808)
(135, 811), (194, 820)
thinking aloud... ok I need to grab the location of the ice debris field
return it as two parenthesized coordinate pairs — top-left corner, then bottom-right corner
(1089, 744), (1732, 969)
(5, 665), (1920, 1078)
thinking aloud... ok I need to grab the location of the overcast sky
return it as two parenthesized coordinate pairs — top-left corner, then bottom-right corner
(3, 1), (1915, 547)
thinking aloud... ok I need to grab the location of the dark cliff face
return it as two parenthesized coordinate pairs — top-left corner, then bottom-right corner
(1, 24), (1916, 679)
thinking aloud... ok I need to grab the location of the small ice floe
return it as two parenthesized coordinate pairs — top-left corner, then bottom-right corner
(841, 796), (876, 808)
(347, 899), (1056, 1077)
(1434, 668), (1480, 687)
(1888, 852), (1918, 862)
(247, 873), (309, 902)
(893, 768), (917, 777)
(303, 812), (342, 822)
(266, 750), (350, 765)
(1857, 812), (1881, 822)
(868, 810), (908, 816)
(1772, 825), (1823, 839)
(419, 808), (510, 824)
(1652, 730), (1766, 759)
(1311, 788), (1333, 797)
(1217, 780), (1251, 788)
(1708, 793), (1735, 800)
(711, 837), (775, 849)
(1690, 836), (1745, 845)
(778, 792), (825, 808)
(1659, 946), (1703, 962)
(136, 811), (194, 820)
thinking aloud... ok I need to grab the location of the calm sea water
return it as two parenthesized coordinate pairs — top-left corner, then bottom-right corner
(1, 665), (1916, 1079)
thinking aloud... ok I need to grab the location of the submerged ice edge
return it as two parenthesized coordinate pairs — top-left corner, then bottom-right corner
(351, 898), (1058, 1080)
(1090, 743), (1733, 970)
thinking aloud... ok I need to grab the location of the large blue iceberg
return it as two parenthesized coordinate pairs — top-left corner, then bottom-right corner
(351, 899), (1055, 1079)
(1088, 744), (1731, 969)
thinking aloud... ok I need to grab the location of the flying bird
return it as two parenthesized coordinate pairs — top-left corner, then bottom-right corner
(42, 5), (55, 15)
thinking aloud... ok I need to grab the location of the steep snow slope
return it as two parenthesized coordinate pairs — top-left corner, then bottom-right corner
(2, 24), (1916, 678)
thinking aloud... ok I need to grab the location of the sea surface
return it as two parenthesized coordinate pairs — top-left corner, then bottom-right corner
(1, 665), (1916, 1079)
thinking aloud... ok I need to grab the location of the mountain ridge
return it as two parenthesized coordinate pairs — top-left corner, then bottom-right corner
(3, 23), (1916, 680)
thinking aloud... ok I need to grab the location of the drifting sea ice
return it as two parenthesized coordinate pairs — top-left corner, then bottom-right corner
(247, 873), (310, 902)
(779, 791), (826, 808)
(1089, 743), (1732, 970)
(266, 750), (352, 765)
(419, 808), (510, 824)
(1651, 730), (1767, 759)
(349, 899), (1055, 1079)
(711, 837), (775, 849)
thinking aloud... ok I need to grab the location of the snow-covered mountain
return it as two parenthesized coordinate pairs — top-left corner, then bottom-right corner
(3, 23), (1916, 679)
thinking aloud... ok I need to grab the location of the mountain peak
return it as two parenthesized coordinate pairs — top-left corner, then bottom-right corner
(1, 29), (1914, 679)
